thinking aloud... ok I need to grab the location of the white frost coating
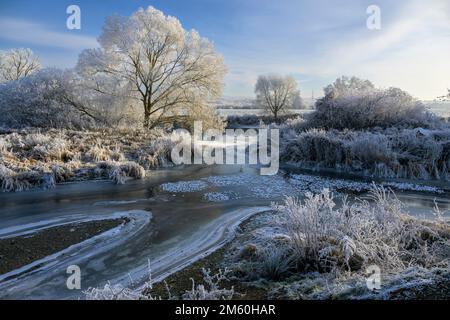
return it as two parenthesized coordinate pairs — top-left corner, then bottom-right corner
(93, 199), (150, 206)
(203, 192), (231, 202)
(0, 210), (152, 296)
(289, 174), (444, 194)
(204, 174), (253, 186)
(160, 172), (444, 203)
(160, 180), (208, 193)
(106, 206), (271, 295)
(0, 210), (151, 239)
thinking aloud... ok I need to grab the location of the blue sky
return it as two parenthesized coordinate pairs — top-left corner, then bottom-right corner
(0, 0), (449, 99)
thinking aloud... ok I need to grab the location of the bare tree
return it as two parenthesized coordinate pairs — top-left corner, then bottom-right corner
(0, 48), (41, 82)
(255, 74), (300, 119)
(76, 6), (226, 128)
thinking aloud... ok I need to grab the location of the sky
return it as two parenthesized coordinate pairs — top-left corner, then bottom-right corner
(0, 0), (449, 100)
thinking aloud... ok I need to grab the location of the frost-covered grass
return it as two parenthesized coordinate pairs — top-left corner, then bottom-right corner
(182, 268), (237, 300)
(281, 127), (450, 181)
(227, 186), (450, 299)
(0, 128), (174, 192)
(84, 266), (236, 300)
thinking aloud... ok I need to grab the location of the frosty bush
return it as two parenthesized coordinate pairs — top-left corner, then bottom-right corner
(0, 68), (95, 129)
(85, 145), (124, 162)
(307, 77), (440, 130)
(256, 246), (294, 281)
(271, 186), (450, 275)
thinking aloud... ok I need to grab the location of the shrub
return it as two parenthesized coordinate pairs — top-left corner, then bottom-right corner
(307, 77), (440, 130)
(272, 186), (450, 275)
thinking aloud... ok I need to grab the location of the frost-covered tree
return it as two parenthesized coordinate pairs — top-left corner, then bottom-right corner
(0, 68), (88, 128)
(255, 75), (300, 119)
(322, 76), (374, 100)
(0, 67), (138, 128)
(309, 76), (438, 130)
(0, 48), (41, 82)
(76, 6), (226, 128)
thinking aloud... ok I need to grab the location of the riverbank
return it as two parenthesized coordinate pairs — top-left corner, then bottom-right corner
(0, 127), (175, 192)
(0, 217), (128, 275)
(147, 193), (450, 300)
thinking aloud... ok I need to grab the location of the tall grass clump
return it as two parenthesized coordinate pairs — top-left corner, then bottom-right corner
(271, 186), (450, 275)
(281, 128), (450, 180)
(0, 164), (55, 192)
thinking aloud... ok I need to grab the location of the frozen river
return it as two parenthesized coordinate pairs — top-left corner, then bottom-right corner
(0, 165), (448, 299)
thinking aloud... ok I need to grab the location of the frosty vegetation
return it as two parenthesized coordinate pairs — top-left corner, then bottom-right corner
(0, 128), (175, 192)
(0, 7), (225, 131)
(0, 6), (228, 192)
(255, 74), (302, 119)
(279, 76), (450, 181)
(85, 185), (449, 300)
(84, 266), (236, 300)
(0, 48), (41, 83)
(77, 6), (226, 129)
(227, 186), (450, 299)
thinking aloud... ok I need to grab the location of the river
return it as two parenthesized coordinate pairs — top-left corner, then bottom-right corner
(0, 164), (448, 299)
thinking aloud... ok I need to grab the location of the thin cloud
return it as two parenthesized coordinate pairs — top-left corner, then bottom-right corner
(0, 17), (98, 50)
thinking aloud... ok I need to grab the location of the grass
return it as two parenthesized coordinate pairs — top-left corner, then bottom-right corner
(280, 127), (450, 180)
(0, 127), (174, 192)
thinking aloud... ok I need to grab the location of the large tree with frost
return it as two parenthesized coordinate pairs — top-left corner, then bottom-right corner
(255, 74), (300, 119)
(0, 48), (41, 82)
(77, 6), (226, 128)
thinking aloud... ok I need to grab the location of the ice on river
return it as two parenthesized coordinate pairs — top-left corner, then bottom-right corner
(159, 172), (445, 203)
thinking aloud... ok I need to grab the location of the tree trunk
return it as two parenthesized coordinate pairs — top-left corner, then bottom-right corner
(143, 111), (150, 128)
